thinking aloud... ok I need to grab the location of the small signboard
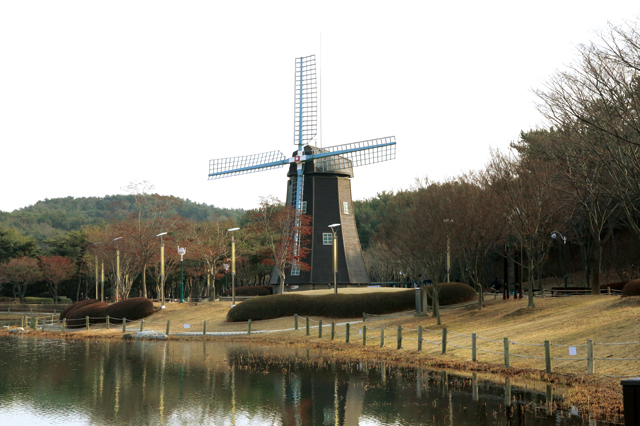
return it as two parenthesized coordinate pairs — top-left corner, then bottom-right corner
(569, 346), (577, 356)
(184, 324), (191, 329)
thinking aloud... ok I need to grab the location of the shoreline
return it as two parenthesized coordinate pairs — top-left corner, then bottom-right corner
(1, 327), (625, 422)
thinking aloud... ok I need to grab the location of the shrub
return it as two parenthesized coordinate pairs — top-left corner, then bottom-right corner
(223, 285), (273, 297)
(66, 302), (109, 326)
(622, 279), (640, 297)
(105, 297), (155, 322)
(24, 297), (54, 304)
(226, 284), (477, 322)
(600, 281), (628, 292)
(59, 299), (100, 320)
(426, 282), (478, 305)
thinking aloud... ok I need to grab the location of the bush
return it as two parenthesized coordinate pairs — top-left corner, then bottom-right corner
(226, 283), (477, 322)
(60, 299), (100, 320)
(66, 302), (109, 326)
(24, 297), (54, 304)
(105, 297), (155, 321)
(223, 285), (273, 297)
(622, 279), (640, 297)
(600, 281), (628, 292)
(426, 282), (478, 305)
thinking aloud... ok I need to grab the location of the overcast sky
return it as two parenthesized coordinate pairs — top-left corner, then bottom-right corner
(2, 1), (639, 213)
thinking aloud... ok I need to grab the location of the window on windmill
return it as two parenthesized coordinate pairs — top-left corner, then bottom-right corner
(301, 201), (307, 213)
(323, 233), (333, 245)
(343, 202), (349, 214)
(291, 267), (300, 276)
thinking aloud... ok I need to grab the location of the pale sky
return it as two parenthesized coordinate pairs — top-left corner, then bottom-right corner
(2, 1), (639, 213)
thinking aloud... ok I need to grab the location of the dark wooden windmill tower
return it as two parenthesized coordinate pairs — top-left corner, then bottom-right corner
(208, 55), (396, 288)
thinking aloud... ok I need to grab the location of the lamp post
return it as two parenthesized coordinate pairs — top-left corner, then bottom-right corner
(551, 231), (568, 288)
(157, 232), (167, 309)
(328, 223), (341, 294)
(92, 242), (102, 300)
(228, 228), (240, 306)
(178, 246), (186, 303)
(113, 237), (122, 302)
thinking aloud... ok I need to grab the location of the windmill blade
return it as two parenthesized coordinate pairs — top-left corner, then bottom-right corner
(208, 150), (288, 180)
(294, 55), (317, 147)
(311, 136), (396, 172)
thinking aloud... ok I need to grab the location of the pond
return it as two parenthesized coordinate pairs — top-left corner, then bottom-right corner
(0, 336), (615, 425)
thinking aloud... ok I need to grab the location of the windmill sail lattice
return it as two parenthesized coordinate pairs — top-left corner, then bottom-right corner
(208, 54), (396, 288)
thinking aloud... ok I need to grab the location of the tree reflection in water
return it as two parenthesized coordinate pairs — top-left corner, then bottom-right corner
(0, 336), (607, 425)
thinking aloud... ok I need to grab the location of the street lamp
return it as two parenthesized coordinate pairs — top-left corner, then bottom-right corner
(551, 231), (568, 289)
(177, 246), (186, 303)
(328, 223), (341, 294)
(228, 228), (240, 306)
(92, 242), (102, 301)
(157, 232), (167, 309)
(113, 237), (122, 302)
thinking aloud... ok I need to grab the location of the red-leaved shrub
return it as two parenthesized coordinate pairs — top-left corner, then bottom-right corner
(66, 302), (109, 326)
(105, 297), (155, 321)
(622, 279), (640, 297)
(59, 299), (100, 320)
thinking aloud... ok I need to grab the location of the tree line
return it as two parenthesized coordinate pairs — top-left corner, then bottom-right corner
(0, 182), (309, 303)
(356, 20), (640, 309)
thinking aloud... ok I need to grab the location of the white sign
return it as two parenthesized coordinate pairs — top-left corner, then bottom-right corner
(184, 324), (190, 329)
(569, 346), (577, 356)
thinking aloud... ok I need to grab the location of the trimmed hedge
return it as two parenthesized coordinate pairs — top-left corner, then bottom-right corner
(60, 299), (100, 320)
(59, 298), (156, 324)
(24, 297), (71, 304)
(600, 281), (628, 292)
(227, 283), (477, 322)
(66, 302), (109, 326)
(622, 279), (640, 297)
(426, 282), (478, 306)
(223, 285), (273, 297)
(104, 297), (155, 322)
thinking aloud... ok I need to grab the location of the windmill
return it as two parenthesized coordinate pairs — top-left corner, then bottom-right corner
(208, 55), (396, 289)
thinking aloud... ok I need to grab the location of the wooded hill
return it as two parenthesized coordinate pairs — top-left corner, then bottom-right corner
(0, 195), (244, 242)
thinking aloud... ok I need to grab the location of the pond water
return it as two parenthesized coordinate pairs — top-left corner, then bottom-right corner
(0, 336), (615, 425)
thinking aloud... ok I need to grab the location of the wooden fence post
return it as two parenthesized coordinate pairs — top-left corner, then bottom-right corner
(62, 318), (66, 332)
(106, 315), (110, 330)
(472, 333), (477, 362)
(122, 318), (127, 333)
(544, 340), (551, 373)
(418, 326), (423, 351)
(380, 327), (385, 348)
(504, 338), (510, 368)
(397, 326), (402, 350)
(346, 323), (350, 343)
(86, 316), (89, 330)
(140, 319), (144, 332)
(248, 319), (252, 335)
(441, 328), (447, 355)
(294, 314), (298, 330)
(203, 320), (207, 336)
(331, 322), (335, 340)
(318, 320), (323, 338)
(166, 320), (170, 336)
(607, 286), (611, 296)
(587, 339), (594, 375)
(363, 313), (366, 322)
(306, 318), (310, 336)
(363, 325), (367, 346)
